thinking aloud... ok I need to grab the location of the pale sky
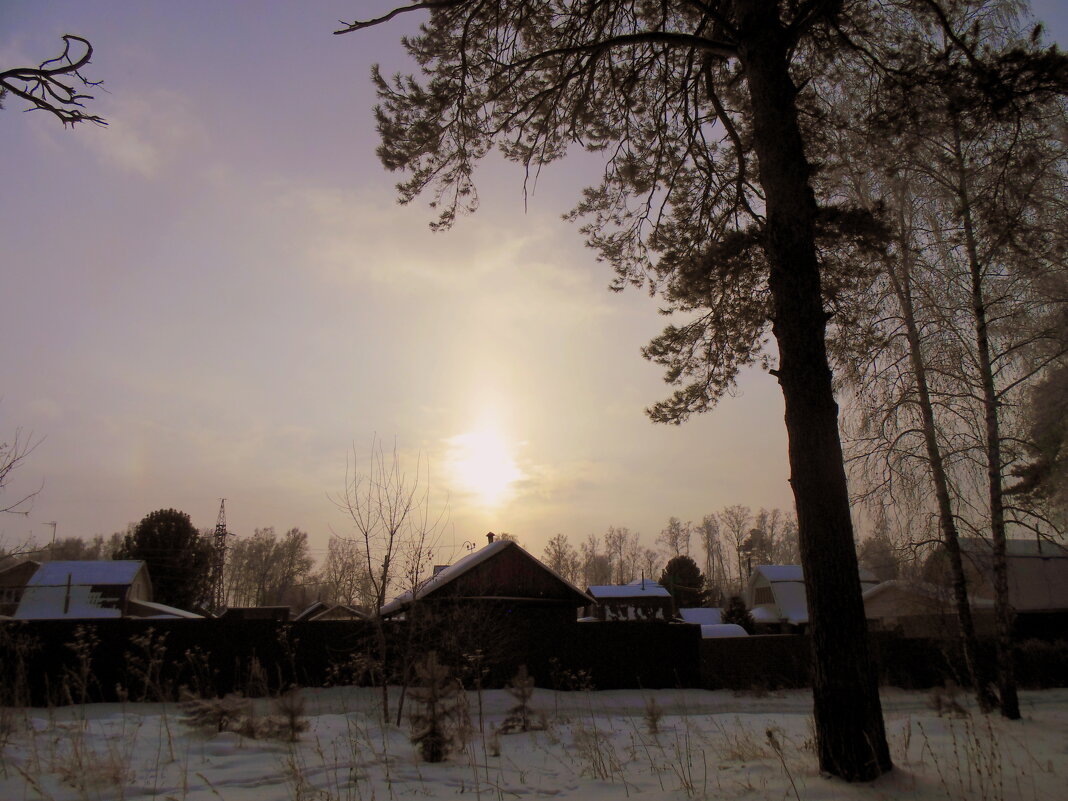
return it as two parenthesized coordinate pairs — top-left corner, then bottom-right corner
(2, 2), (1065, 564)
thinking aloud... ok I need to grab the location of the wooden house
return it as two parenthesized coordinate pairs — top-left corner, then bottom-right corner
(380, 538), (592, 619)
(584, 578), (673, 621)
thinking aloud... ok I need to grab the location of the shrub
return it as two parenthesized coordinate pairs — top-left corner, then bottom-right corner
(721, 596), (755, 634)
(408, 652), (463, 762)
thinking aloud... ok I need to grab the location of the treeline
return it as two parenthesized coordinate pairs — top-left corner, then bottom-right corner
(540, 507), (801, 604)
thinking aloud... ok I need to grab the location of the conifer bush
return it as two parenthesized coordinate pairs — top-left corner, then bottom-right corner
(408, 652), (463, 762)
(499, 665), (546, 734)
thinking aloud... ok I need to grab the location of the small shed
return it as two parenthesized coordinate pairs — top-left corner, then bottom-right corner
(746, 564), (879, 631)
(584, 578), (673, 621)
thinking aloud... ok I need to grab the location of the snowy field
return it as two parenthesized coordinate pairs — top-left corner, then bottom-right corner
(1, 685), (1065, 801)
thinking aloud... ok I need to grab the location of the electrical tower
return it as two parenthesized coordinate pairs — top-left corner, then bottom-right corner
(209, 499), (229, 613)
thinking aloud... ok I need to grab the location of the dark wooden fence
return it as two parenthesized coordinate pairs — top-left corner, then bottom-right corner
(1, 616), (1063, 707)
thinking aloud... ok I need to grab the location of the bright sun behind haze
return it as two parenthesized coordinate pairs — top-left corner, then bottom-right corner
(446, 428), (524, 509)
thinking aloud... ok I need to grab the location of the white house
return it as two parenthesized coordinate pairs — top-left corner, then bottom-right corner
(745, 565), (879, 629)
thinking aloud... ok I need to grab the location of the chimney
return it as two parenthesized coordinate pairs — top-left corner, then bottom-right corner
(487, 532), (495, 544)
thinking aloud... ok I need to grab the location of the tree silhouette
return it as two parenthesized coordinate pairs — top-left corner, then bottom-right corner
(658, 555), (707, 611)
(1, 35), (104, 126)
(118, 509), (212, 610)
(343, 1), (892, 779)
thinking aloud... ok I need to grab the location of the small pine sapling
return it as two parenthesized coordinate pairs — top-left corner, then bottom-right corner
(408, 652), (462, 762)
(643, 696), (663, 735)
(499, 665), (546, 734)
(180, 691), (250, 733)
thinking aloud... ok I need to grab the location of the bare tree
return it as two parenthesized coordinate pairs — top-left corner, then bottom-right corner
(1, 35), (105, 126)
(0, 428), (41, 517)
(317, 535), (374, 607)
(542, 533), (582, 586)
(718, 505), (752, 587)
(579, 533), (611, 587)
(656, 517), (692, 559)
(335, 437), (447, 719)
(604, 525), (643, 583)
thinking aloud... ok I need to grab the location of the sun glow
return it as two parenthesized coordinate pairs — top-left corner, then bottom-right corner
(447, 427), (524, 508)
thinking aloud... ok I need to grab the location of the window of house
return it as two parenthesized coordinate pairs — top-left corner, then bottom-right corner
(753, 586), (774, 606)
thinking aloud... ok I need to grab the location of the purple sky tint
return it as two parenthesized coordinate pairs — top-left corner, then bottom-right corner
(2, 2), (1065, 563)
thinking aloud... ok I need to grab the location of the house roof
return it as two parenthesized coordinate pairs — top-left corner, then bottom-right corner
(126, 599), (203, 618)
(381, 539), (592, 616)
(587, 580), (671, 599)
(679, 607), (722, 625)
(13, 560), (151, 620)
(294, 601), (367, 622)
(861, 579), (995, 608)
(956, 538), (1068, 611)
(959, 537), (1068, 559)
(700, 623), (749, 638)
(752, 564), (878, 585)
(26, 560), (147, 587)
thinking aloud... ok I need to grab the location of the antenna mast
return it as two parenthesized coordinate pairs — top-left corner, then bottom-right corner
(209, 499), (229, 612)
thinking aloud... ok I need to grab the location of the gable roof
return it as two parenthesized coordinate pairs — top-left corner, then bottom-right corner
(294, 601), (367, 622)
(862, 579), (995, 608)
(679, 607), (722, 625)
(956, 538), (1068, 611)
(751, 564), (878, 585)
(26, 560), (147, 588)
(587, 580), (671, 599)
(381, 539), (592, 616)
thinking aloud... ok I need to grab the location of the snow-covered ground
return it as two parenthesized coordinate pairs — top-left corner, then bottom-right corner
(1, 685), (1065, 800)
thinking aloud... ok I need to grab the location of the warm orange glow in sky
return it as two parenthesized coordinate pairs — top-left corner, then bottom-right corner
(446, 427), (524, 509)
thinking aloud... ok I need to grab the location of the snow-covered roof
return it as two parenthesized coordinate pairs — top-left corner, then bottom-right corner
(126, 599), (203, 618)
(748, 563), (880, 625)
(750, 606), (781, 623)
(754, 565), (803, 583)
(14, 560), (150, 620)
(955, 538), (1068, 611)
(752, 564), (878, 585)
(770, 580), (810, 624)
(380, 540), (591, 616)
(294, 601), (366, 622)
(700, 623), (748, 638)
(587, 581), (671, 599)
(862, 579), (991, 607)
(679, 607), (722, 625)
(960, 537), (1068, 559)
(16, 584), (123, 619)
(26, 560), (146, 587)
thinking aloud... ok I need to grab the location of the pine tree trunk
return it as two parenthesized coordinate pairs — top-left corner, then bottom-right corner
(951, 124), (1020, 720)
(735, 1), (891, 781)
(887, 183), (996, 712)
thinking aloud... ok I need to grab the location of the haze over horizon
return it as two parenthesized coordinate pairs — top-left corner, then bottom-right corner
(2, 1), (1065, 563)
